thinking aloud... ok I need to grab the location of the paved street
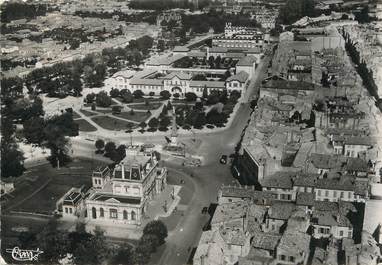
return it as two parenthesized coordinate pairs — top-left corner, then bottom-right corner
(148, 55), (271, 265)
(68, 54), (271, 265)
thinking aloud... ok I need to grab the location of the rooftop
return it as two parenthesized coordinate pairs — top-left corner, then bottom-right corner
(260, 171), (294, 189)
(219, 226), (248, 246)
(309, 153), (345, 170)
(345, 157), (369, 172)
(129, 78), (163, 86)
(209, 46), (228, 53)
(111, 69), (135, 79)
(226, 71), (249, 83)
(268, 201), (296, 220)
(294, 173), (319, 187)
(262, 79), (315, 91)
(63, 191), (82, 206)
(296, 192), (315, 206)
(211, 201), (248, 226)
(315, 176), (355, 191)
(236, 55), (257, 66)
(163, 72), (192, 80)
(313, 200), (339, 212)
(90, 193), (141, 205)
(344, 136), (372, 146)
(251, 231), (281, 251)
(277, 232), (311, 256)
(312, 211), (352, 227)
(189, 80), (225, 88)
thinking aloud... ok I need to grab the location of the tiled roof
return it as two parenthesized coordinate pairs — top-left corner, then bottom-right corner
(296, 192), (315, 206)
(248, 204), (267, 221)
(345, 158), (369, 172)
(129, 78), (163, 86)
(226, 52), (245, 58)
(268, 201), (295, 220)
(219, 226), (247, 246)
(163, 72), (192, 80)
(226, 71), (249, 83)
(251, 231), (281, 251)
(313, 201), (339, 212)
(211, 201), (248, 225)
(220, 186), (256, 199)
(111, 70), (135, 79)
(63, 191), (82, 206)
(354, 180), (368, 196)
(91, 193), (141, 204)
(277, 232), (311, 256)
(294, 173), (319, 187)
(309, 153), (345, 170)
(245, 47), (262, 54)
(189, 80), (225, 88)
(209, 46), (228, 53)
(260, 171), (294, 189)
(315, 176), (355, 191)
(132, 69), (157, 79)
(237, 56), (256, 66)
(344, 136), (372, 146)
(262, 79), (315, 91)
(312, 211), (352, 227)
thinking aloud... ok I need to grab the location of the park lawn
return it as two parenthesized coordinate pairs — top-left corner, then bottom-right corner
(72, 111), (81, 119)
(113, 111), (151, 123)
(13, 183), (73, 215)
(129, 102), (162, 111)
(89, 108), (114, 114)
(3, 159), (96, 215)
(133, 97), (162, 103)
(115, 96), (162, 104)
(172, 99), (196, 105)
(79, 109), (97, 117)
(91, 115), (136, 131)
(75, 119), (98, 132)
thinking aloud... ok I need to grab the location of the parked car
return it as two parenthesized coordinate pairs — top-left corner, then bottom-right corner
(201, 207), (208, 214)
(220, 155), (227, 164)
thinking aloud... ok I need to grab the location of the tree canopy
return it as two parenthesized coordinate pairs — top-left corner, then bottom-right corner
(143, 220), (168, 245)
(278, 0), (316, 25)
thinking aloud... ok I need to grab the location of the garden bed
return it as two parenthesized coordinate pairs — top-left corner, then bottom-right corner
(75, 119), (98, 132)
(113, 111), (151, 123)
(91, 115), (136, 130)
(129, 102), (162, 110)
(71, 111), (81, 119)
(79, 109), (97, 117)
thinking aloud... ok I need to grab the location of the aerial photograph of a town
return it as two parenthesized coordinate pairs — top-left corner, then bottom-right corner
(0, 0), (382, 264)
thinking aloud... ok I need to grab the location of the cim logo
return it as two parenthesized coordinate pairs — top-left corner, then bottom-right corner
(6, 247), (43, 262)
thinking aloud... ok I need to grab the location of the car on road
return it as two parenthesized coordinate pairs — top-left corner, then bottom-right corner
(220, 155), (228, 164)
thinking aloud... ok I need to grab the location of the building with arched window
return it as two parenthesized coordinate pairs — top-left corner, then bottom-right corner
(84, 146), (167, 227)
